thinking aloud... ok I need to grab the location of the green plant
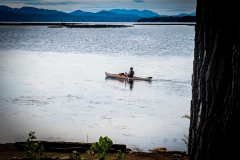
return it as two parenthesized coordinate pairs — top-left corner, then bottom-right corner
(181, 134), (189, 148)
(181, 114), (190, 149)
(115, 150), (126, 160)
(24, 131), (44, 160)
(70, 151), (84, 160)
(42, 153), (52, 159)
(181, 115), (190, 119)
(87, 136), (113, 160)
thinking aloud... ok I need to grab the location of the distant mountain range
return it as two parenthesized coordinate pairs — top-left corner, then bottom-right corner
(0, 5), (196, 22)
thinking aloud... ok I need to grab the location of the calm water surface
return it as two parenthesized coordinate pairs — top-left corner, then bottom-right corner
(0, 24), (194, 151)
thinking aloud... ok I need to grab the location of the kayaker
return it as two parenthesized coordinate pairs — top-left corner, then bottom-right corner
(125, 67), (134, 77)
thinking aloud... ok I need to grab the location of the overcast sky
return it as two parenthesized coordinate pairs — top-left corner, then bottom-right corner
(0, 0), (196, 15)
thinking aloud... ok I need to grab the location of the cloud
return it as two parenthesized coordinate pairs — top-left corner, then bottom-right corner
(24, 1), (82, 5)
(0, 0), (86, 7)
(0, 0), (64, 1)
(167, 9), (190, 12)
(133, 0), (144, 2)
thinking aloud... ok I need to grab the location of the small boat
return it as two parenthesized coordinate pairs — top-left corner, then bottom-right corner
(105, 72), (152, 81)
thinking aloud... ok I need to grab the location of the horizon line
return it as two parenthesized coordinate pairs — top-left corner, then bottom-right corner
(0, 4), (196, 16)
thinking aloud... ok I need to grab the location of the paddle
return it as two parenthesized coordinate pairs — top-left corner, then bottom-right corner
(125, 72), (129, 81)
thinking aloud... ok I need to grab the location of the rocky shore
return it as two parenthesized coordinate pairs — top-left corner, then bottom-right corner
(0, 22), (133, 28)
(0, 142), (188, 160)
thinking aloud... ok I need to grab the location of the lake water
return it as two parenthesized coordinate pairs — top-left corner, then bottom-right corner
(0, 23), (194, 151)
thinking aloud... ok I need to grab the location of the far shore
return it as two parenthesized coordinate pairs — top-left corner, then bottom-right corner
(0, 22), (195, 27)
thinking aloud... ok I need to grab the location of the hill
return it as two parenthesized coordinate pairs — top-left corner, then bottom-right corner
(0, 5), (195, 22)
(109, 9), (160, 17)
(0, 5), (141, 22)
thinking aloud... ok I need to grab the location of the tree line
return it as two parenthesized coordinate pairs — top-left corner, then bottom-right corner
(137, 16), (196, 22)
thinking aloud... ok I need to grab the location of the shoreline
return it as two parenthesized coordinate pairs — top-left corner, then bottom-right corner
(0, 22), (133, 28)
(0, 141), (187, 153)
(0, 142), (188, 160)
(0, 22), (195, 27)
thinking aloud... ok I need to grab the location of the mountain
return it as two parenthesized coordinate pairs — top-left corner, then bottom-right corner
(70, 10), (140, 19)
(0, 10), (79, 22)
(95, 10), (127, 17)
(17, 6), (64, 14)
(175, 12), (196, 17)
(109, 9), (160, 17)
(70, 10), (94, 16)
(95, 11), (141, 18)
(177, 13), (189, 17)
(109, 9), (196, 18)
(0, 5), (13, 12)
(0, 5), (195, 22)
(0, 11), (140, 22)
(0, 5), (63, 14)
(0, 5), (141, 22)
(190, 12), (196, 16)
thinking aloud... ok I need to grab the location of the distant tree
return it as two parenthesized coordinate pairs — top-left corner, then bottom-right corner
(178, 16), (195, 22)
(137, 16), (195, 22)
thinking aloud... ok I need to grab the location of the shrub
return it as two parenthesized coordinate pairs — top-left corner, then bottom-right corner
(24, 131), (44, 160)
(87, 136), (113, 160)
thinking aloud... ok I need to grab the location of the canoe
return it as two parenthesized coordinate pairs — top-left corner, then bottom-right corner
(105, 72), (152, 81)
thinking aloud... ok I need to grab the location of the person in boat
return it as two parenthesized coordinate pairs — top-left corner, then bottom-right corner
(125, 67), (134, 77)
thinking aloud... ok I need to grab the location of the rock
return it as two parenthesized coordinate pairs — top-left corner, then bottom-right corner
(153, 147), (167, 152)
(125, 148), (132, 153)
(58, 156), (71, 160)
(11, 157), (22, 160)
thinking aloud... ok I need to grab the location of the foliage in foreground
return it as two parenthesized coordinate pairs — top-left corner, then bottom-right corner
(24, 132), (126, 160)
(87, 136), (113, 160)
(24, 131), (44, 160)
(115, 150), (126, 160)
(181, 115), (190, 148)
(70, 151), (85, 160)
(86, 136), (126, 160)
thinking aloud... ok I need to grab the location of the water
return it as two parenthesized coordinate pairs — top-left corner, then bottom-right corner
(0, 23), (194, 151)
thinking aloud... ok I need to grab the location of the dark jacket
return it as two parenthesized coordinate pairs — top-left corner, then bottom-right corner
(127, 70), (134, 77)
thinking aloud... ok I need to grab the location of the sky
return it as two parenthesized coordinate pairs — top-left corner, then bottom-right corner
(0, 0), (196, 15)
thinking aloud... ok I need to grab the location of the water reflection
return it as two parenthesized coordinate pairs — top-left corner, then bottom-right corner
(125, 80), (134, 90)
(105, 77), (134, 90)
